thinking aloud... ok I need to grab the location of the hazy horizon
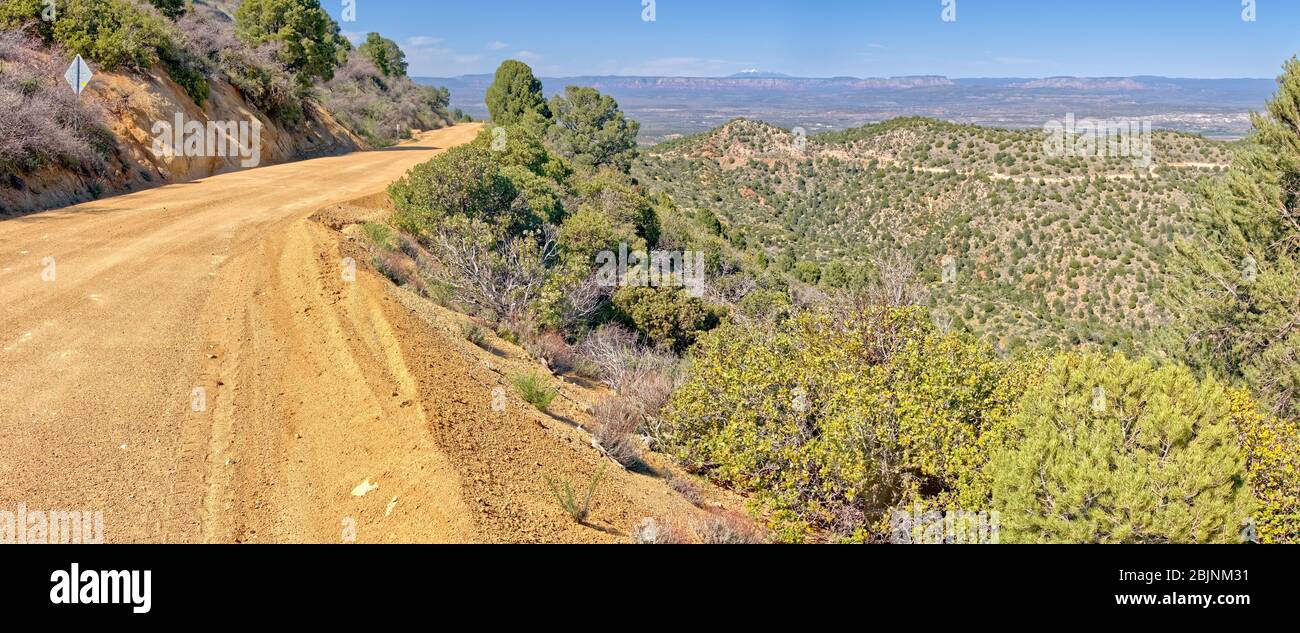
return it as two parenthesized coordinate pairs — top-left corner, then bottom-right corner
(416, 71), (1279, 81)
(416, 72), (1276, 143)
(326, 0), (1300, 79)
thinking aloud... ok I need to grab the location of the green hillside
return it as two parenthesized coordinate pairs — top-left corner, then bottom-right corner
(635, 117), (1234, 353)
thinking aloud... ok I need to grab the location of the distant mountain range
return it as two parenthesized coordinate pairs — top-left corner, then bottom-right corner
(420, 72), (962, 95)
(728, 70), (793, 78)
(416, 73), (1276, 143)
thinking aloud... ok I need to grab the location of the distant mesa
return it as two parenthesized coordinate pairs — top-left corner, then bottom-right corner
(728, 70), (793, 78)
(848, 76), (953, 89)
(1011, 76), (1151, 90)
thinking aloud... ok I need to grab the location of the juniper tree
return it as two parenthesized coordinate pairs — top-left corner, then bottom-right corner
(235, 0), (348, 84)
(358, 33), (407, 78)
(485, 60), (550, 127)
(545, 86), (640, 173)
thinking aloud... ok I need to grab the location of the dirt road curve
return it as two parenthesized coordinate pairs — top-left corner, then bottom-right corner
(0, 124), (483, 543)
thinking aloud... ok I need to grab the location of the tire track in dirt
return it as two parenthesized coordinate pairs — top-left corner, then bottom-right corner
(0, 125), (482, 542)
(194, 218), (477, 543)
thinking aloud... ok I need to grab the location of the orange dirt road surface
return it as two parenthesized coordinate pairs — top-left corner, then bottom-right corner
(0, 125), (484, 543)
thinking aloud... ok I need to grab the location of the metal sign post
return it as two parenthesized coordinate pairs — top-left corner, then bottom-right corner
(64, 55), (93, 98)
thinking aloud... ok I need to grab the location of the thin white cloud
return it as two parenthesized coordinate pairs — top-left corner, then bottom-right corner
(341, 31), (364, 45)
(402, 36), (479, 75)
(488, 41), (509, 50)
(399, 36), (537, 75)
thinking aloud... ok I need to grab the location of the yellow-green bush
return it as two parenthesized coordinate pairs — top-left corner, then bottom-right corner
(571, 174), (660, 247)
(0, 1), (49, 34)
(1230, 389), (1300, 544)
(992, 353), (1253, 543)
(664, 305), (1022, 542)
(734, 289), (792, 324)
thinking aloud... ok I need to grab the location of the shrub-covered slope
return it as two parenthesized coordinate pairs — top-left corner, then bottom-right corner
(636, 117), (1233, 354)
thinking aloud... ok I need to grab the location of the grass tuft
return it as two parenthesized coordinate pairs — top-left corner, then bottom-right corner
(362, 222), (396, 251)
(545, 465), (605, 524)
(512, 370), (557, 411)
(460, 321), (487, 347)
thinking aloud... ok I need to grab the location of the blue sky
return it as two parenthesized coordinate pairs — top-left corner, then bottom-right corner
(326, 0), (1300, 78)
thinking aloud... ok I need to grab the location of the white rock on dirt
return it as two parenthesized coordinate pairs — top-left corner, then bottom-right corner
(351, 479), (380, 497)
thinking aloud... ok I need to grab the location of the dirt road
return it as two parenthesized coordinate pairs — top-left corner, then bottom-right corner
(0, 125), (483, 543)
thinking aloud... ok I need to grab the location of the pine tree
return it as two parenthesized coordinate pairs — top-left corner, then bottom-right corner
(1164, 57), (1300, 421)
(992, 353), (1253, 543)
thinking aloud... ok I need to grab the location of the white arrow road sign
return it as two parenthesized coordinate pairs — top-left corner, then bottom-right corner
(64, 55), (93, 97)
